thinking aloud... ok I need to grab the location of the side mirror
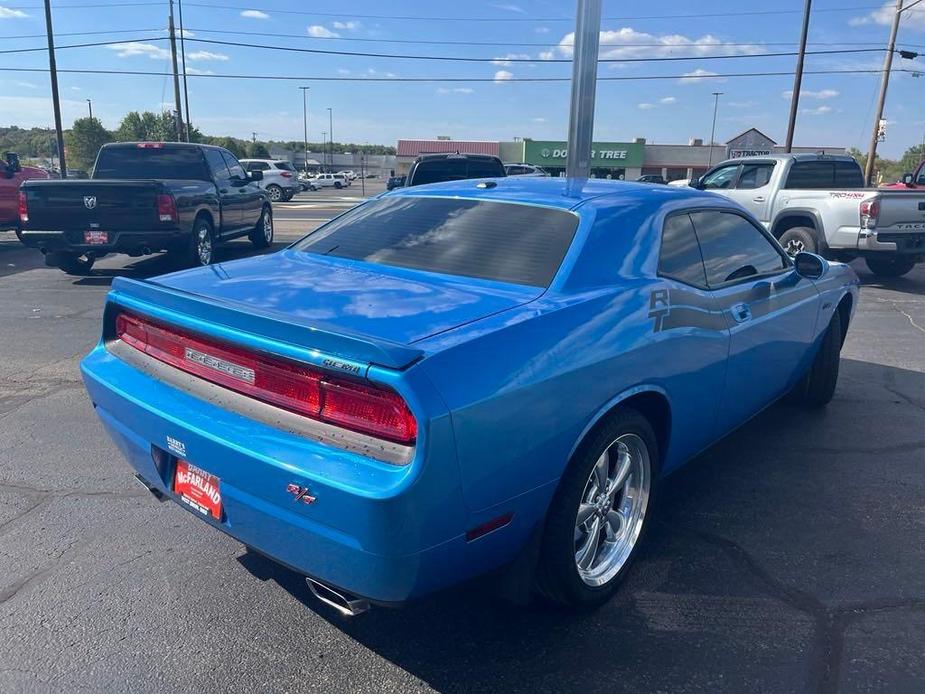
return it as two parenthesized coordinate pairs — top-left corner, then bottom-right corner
(689, 177), (701, 189)
(248, 170), (263, 182)
(794, 251), (827, 280)
(901, 173), (914, 186)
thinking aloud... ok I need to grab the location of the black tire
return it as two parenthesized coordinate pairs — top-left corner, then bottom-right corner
(172, 217), (215, 268)
(282, 191), (294, 202)
(249, 205), (273, 249)
(865, 256), (916, 278)
(266, 185), (283, 202)
(334, 181), (342, 189)
(535, 407), (658, 608)
(791, 308), (843, 408)
(47, 251), (95, 276)
(778, 227), (817, 257)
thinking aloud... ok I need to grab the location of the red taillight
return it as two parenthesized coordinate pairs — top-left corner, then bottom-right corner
(18, 190), (28, 223)
(156, 194), (178, 223)
(280, 171), (293, 178)
(114, 312), (416, 445)
(860, 199), (880, 229)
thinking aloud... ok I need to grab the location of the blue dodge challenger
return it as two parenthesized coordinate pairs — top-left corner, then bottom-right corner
(81, 178), (858, 613)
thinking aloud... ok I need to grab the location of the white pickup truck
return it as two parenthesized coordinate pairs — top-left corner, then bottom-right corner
(694, 153), (925, 278)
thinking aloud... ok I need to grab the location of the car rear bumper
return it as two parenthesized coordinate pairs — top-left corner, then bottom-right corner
(859, 230), (925, 255)
(80, 343), (541, 603)
(18, 229), (185, 254)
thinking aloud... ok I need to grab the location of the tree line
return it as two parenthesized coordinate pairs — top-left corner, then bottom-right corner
(1, 112), (396, 171)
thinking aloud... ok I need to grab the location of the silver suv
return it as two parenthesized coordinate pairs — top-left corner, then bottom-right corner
(240, 159), (301, 202)
(504, 162), (549, 177)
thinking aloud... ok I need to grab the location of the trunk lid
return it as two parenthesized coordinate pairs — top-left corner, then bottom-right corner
(22, 179), (164, 231)
(116, 249), (542, 368)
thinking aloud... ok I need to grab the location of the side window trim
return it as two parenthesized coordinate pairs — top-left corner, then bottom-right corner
(734, 160), (776, 190)
(689, 207), (793, 290)
(656, 210), (710, 290)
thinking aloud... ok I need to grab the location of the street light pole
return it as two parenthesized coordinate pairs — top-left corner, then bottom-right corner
(300, 87), (310, 173)
(865, 0), (906, 185)
(564, 0), (602, 185)
(785, 0), (812, 152)
(327, 107), (333, 172)
(708, 92), (723, 167)
(321, 132), (327, 170)
(86, 99), (93, 120)
(43, 0), (66, 177)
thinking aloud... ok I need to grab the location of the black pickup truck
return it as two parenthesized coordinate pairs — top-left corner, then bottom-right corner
(18, 142), (272, 275)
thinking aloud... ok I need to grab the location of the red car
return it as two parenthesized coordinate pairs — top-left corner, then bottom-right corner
(881, 160), (925, 189)
(1, 153), (49, 231)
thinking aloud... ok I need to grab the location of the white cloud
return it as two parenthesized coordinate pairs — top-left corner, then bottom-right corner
(555, 27), (764, 61)
(850, 2), (925, 30)
(0, 6), (28, 18)
(185, 67), (215, 75)
(436, 87), (475, 94)
(308, 25), (339, 38)
(538, 50), (555, 61)
(678, 68), (726, 84)
(489, 3), (525, 13)
(532, 117), (547, 122)
(781, 88), (839, 100)
(638, 103), (656, 110)
(366, 68), (397, 78)
(659, 96), (677, 104)
(107, 42), (171, 60)
(337, 68), (351, 75)
(240, 9), (269, 19)
(491, 53), (532, 66)
(13, 80), (39, 89)
(802, 105), (833, 116)
(493, 70), (514, 83)
(535, 26), (550, 34)
(727, 100), (757, 108)
(332, 21), (360, 30)
(187, 50), (229, 61)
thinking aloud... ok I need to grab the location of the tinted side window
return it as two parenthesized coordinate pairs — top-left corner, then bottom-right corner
(467, 159), (504, 178)
(659, 213), (707, 287)
(701, 164), (739, 190)
(834, 161), (864, 187)
(411, 159), (466, 185)
(785, 161), (834, 189)
(736, 162), (774, 190)
(221, 151), (246, 180)
(204, 148), (230, 182)
(690, 211), (787, 286)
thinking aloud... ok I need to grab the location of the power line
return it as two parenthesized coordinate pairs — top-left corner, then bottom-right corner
(0, 28), (162, 40)
(0, 65), (904, 82)
(184, 28), (887, 50)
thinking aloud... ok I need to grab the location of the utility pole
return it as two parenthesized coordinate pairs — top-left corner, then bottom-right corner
(327, 107), (333, 172)
(178, 0), (191, 141)
(708, 92), (723, 166)
(43, 0), (66, 177)
(300, 87), (310, 173)
(565, 0), (602, 186)
(86, 99), (93, 120)
(865, 0), (912, 184)
(252, 131), (257, 143)
(167, 0), (184, 142)
(785, 0), (812, 152)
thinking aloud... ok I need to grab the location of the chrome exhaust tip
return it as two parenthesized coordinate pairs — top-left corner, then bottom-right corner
(306, 577), (370, 616)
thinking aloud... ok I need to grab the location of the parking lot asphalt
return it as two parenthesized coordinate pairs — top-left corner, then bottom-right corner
(0, 186), (922, 693)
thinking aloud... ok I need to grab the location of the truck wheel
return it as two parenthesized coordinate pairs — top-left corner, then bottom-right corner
(266, 185), (283, 202)
(178, 217), (215, 267)
(790, 308), (842, 408)
(865, 256), (916, 278)
(249, 206), (273, 249)
(47, 251), (95, 276)
(334, 181), (342, 189)
(778, 227), (817, 257)
(535, 407), (657, 608)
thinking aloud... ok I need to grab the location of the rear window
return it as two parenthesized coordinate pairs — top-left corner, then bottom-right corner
(294, 196), (579, 287)
(784, 160), (864, 189)
(411, 158), (466, 185)
(93, 145), (209, 180)
(274, 162), (295, 171)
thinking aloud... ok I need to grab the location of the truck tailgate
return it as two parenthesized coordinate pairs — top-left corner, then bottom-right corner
(22, 180), (163, 231)
(876, 190), (925, 232)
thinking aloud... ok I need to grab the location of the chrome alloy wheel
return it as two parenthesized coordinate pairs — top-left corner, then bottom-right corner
(196, 225), (213, 265)
(263, 209), (274, 243)
(783, 238), (805, 256)
(574, 433), (650, 586)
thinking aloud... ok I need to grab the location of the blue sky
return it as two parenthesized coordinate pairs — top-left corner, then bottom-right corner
(1, 0), (924, 157)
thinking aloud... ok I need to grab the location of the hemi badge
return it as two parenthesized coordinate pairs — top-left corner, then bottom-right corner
(184, 347), (255, 384)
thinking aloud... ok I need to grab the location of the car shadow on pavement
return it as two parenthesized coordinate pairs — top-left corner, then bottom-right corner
(236, 357), (925, 694)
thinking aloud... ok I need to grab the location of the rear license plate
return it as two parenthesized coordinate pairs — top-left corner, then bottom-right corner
(84, 230), (109, 245)
(173, 459), (222, 520)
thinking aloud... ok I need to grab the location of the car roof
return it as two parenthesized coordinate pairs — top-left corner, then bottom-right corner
(715, 152), (857, 166)
(386, 176), (719, 211)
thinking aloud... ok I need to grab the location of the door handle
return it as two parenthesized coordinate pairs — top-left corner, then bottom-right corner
(752, 196), (766, 202)
(731, 302), (752, 323)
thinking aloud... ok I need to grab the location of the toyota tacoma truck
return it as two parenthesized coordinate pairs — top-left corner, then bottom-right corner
(694, 153), (925, 278)
(18, 142), (273, 275)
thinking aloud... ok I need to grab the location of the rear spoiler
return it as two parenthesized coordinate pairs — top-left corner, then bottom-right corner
(106, 277), (424, 370)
